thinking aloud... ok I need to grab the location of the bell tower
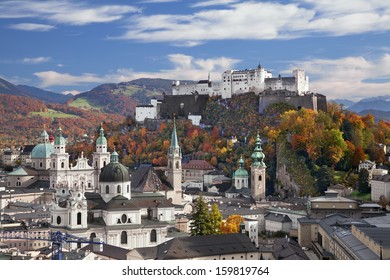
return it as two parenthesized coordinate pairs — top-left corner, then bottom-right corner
(166, 119), (182, 204)
(251, 133), (266, 201)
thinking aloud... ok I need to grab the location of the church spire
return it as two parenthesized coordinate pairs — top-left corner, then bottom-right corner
(169, 118), (181, 156)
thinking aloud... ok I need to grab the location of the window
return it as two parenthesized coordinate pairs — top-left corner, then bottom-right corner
(121, 214), (127, 224)
(258, 175), (262, 181)
(117, 185), (121, 193)
(103, 161), (106, 167)
(127, 185), (129, 193)
(40, 162), (43, 168)
(61, 162), (64, 168)
(53, 162), (55, 168)
(150, 229), (157, 243)
(176, 161), (179, 169)
(77, 213), (82, 225)
(106, 185), (109, 194)
(56, 216), (61, 225)
(121, 231), (127, 244)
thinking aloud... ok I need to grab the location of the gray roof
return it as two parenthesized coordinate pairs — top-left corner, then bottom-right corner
(82, 243), (130, 260)
(334, 230), (378, 260)
(272, 238), (309, 260)
(265, 213), (292, 223)
(102, 195), (139, 211)
(371, 174), (390, 182)
(131, 164), (171, 193)
(132, 233), (258, 260)
(356, 227), (390, 248)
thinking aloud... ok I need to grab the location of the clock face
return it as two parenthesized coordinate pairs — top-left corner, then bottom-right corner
(77, 204), (82, 209)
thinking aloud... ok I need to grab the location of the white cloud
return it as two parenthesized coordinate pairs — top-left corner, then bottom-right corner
(62, 90), (81, 95)
(0, 1), (139, 26)
(139, 0), (179, 3)
(286, 54), (390, 100)
(34, 54), (240, 87)
(117, 1), (390, 44)
(9, 23), (55, 32)
(34, 71), (106, 87)
(22, 57), (51, 64)
(192, 0), (240, 8)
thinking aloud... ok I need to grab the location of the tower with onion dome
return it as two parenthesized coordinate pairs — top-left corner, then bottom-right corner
(31, 128), (54, 170)
(251, 133), (266, 200)
(233, 156), (249, 189)
(93, 124), (111, 190)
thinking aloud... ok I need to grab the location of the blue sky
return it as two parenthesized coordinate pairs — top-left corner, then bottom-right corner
(0, 0), (390, 100)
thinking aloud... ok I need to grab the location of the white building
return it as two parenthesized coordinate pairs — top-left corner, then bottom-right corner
(370, 174), (390, 202)
(188, 114), (202, 126)
(172, 65), (309, 99)
(135, 98), (160, 123)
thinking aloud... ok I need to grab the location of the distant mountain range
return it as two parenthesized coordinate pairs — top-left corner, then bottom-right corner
(17, 85), (72, 104)
(1, 75), (389, 121)
(331, 95), (390, 122)
(0, 77), (72, 104)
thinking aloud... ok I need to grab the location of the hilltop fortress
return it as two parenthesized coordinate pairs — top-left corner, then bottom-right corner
(136, 65), (326, 123)
(171, 65), (326, 114)
(172, 65), (309, 99)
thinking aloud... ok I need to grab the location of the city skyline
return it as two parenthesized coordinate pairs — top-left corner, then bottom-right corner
(0, 0), (389, 100)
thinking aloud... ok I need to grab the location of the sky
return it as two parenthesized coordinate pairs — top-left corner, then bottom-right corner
(0, 0), (390, 101)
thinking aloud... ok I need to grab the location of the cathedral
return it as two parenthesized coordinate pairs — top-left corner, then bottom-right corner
(47, 123), (182, 250)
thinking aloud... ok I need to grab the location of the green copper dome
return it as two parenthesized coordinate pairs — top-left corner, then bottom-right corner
(99, 152), (130, 183)
(31, 143), (54, 159)
(32, 129), (54, 158)
(234, 156), (248, 178)
(251, 134), (266, 167)
(54, 127), (66, 146)
(96, 126), (107, 145)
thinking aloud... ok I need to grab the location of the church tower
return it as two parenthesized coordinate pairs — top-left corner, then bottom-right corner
(233, 156), (249, 189)
(93, 125), (111, 191)
(50, 126), (70, 189)
(166, 119), (182, 204)
(251, 133), (266, 201)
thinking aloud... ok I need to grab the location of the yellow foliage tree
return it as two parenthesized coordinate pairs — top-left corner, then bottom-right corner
(220, 215), (245, 234)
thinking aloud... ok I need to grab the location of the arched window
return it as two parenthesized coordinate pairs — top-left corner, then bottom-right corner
(77, 212), (82, 225)
(121, 231), (127, 244)
(61, 162), (64, 168)
(175, 161), (179, 169)
(40, 162), (43, 168)
(105, 185), (109, 194)
(103, 161), (106, 167)
(150, 229), (157, 243)
(89, 233), (96, 240)
(117, 185), (121, 193)
(258, 175), (262, 181)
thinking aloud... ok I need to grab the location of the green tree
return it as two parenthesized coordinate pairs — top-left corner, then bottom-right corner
(190, 195), (212, 236)
(358, 168), (370, 194)
(209, 204), (223, 234)
(316, 166), (335, 194)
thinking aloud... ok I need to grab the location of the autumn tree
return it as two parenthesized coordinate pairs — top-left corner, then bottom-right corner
(209, 204), (223, 234)
(220, 215), (245, 234)
(378, 195), (389, 210)
(190, 195), (212, 236)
